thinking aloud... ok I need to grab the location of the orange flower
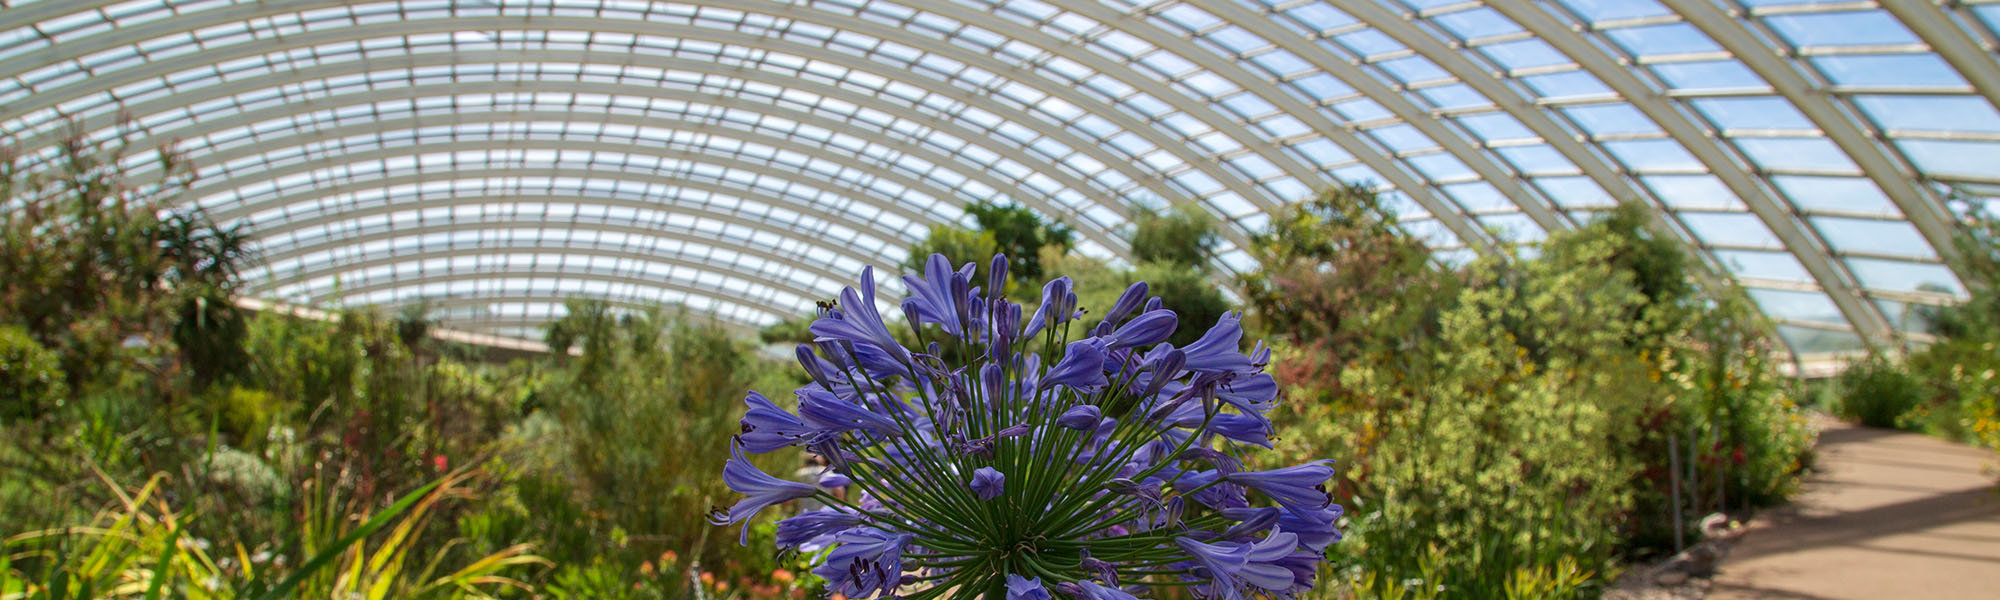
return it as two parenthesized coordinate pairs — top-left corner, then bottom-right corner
(715, 582), (730, 593)
(661, 550), (679, 565)
(638, 561), (655, 576)
(700, 572), (715, 586)
(771, 569), (795, 584)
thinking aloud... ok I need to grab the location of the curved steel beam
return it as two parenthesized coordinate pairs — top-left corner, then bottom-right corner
(251, 213), (867, 293)
(91, 75), (1167, 240)
(157, 104), (1130, 255)
(219, 171), (900, 276)
(153, 94), (1133, 250)
(1879, 0), (2000, 112)
(415, 294), (762, 336)
(316, 270), (789, 325)
(1309, 0), (1731, 287)
(16, 53), (1184, 245)
(186, 138), (1030, 254)
(182, 129), (1130, 263)
(1487, 0), (1895, 344)
(259, 241), (836, 305)
(299, 261), (797, 310)
(1167, 0), (1562, 237)
(0, 11), (1287, 251)
(1664, 0), (1966, 280)
(911, 0), (1493, 250)
(249, 204), (866, 294)
(205, 158), (937, 250)
(239, 185), (906, 282)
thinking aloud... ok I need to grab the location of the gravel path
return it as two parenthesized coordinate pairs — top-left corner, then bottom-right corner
(1707, 414), (2000, 599)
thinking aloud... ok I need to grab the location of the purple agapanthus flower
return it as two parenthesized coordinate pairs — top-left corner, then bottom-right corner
(1105, 309), (1178, 349)
(775, 507), (866, 550)
(798, 387), (904, 438)
(1098, 282), (1150, 333)
(707, 443), (819, 544)
(1022, 276), (1077, 340)
(1227, 461), (1337, 518)
(1057, 580), (1142, 600)
(902, 254), (981, 338)
(716, 253), (1341, 598)
(1175, 529), (1299, 600)
(1058, 404), (1103, 430)
(809, 266), (912, 372)
(1179, 312), (1257, 374)
(971, 466), (1006, 501)
(1005, 574), (1052, 600)
(814, 527), (911, 598)
(1277, 505), (1345, 553)
(738, 391), (816, 453)
(1209, 413), (1275, 448)
(1041, 338), (1110, 392)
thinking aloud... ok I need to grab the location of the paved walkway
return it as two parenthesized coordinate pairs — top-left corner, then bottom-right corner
(1709, 414), (2000, 599)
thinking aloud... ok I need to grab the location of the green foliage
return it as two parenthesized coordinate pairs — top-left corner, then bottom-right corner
(0, 325), (66, 425)
(1298, 243), (1646, 598)
(906, 201), (1076, 294)
(757, 312), (817, 346)
(1256, 191), (1813, 597)
(172, 292), (251, 391)
(905, 225), (1001, 281)
(1, 124), (249, 399)
(542, 559), (660, 600)
(1, 473), (233, 600)
(538, 300), (804, 573)
(962, 200), (1073, 285)
(1836, 198), (2000, 454)
(1122, 203), (1233, 345)
(1245, 184), (1449, 405)
(1830, 353), (1926, 428)
(4, 116), (839, 599)
(0, 470), (536, 600)
(1923, 199), (2000, 340)
(1130, 203), (1218, 269)
(255, 471), (546, 600)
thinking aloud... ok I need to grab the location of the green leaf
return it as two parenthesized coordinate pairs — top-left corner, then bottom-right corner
(143, 522), (181, 600)
(238, 478), (444, 600)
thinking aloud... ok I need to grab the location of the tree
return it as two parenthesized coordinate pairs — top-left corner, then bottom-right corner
(1130, 203), (1219, 270)
(1, 120), (252, 399)
(1240, 183), (1441, 355)
(903, 224), (1000, 279)
(965, 200), (1074, 285)
(1128, 203), (1230, 345)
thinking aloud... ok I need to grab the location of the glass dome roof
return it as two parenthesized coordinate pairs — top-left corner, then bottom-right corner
(2, 0), (1994, 362)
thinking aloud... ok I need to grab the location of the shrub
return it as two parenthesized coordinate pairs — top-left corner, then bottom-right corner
(1251, 193), (1814, 596)
(539, 300), (803, 577)
(1832, 353), (1926, 428)
(0, 325), (65, 424)
(1130, 202), (1219, 268)
(1860, 199), (2000, 454)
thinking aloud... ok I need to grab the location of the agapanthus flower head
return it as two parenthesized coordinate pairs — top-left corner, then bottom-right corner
(716, 253), (1341, 599)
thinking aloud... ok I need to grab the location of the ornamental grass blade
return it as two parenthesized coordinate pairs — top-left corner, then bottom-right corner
(238, 478), (443, 600)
